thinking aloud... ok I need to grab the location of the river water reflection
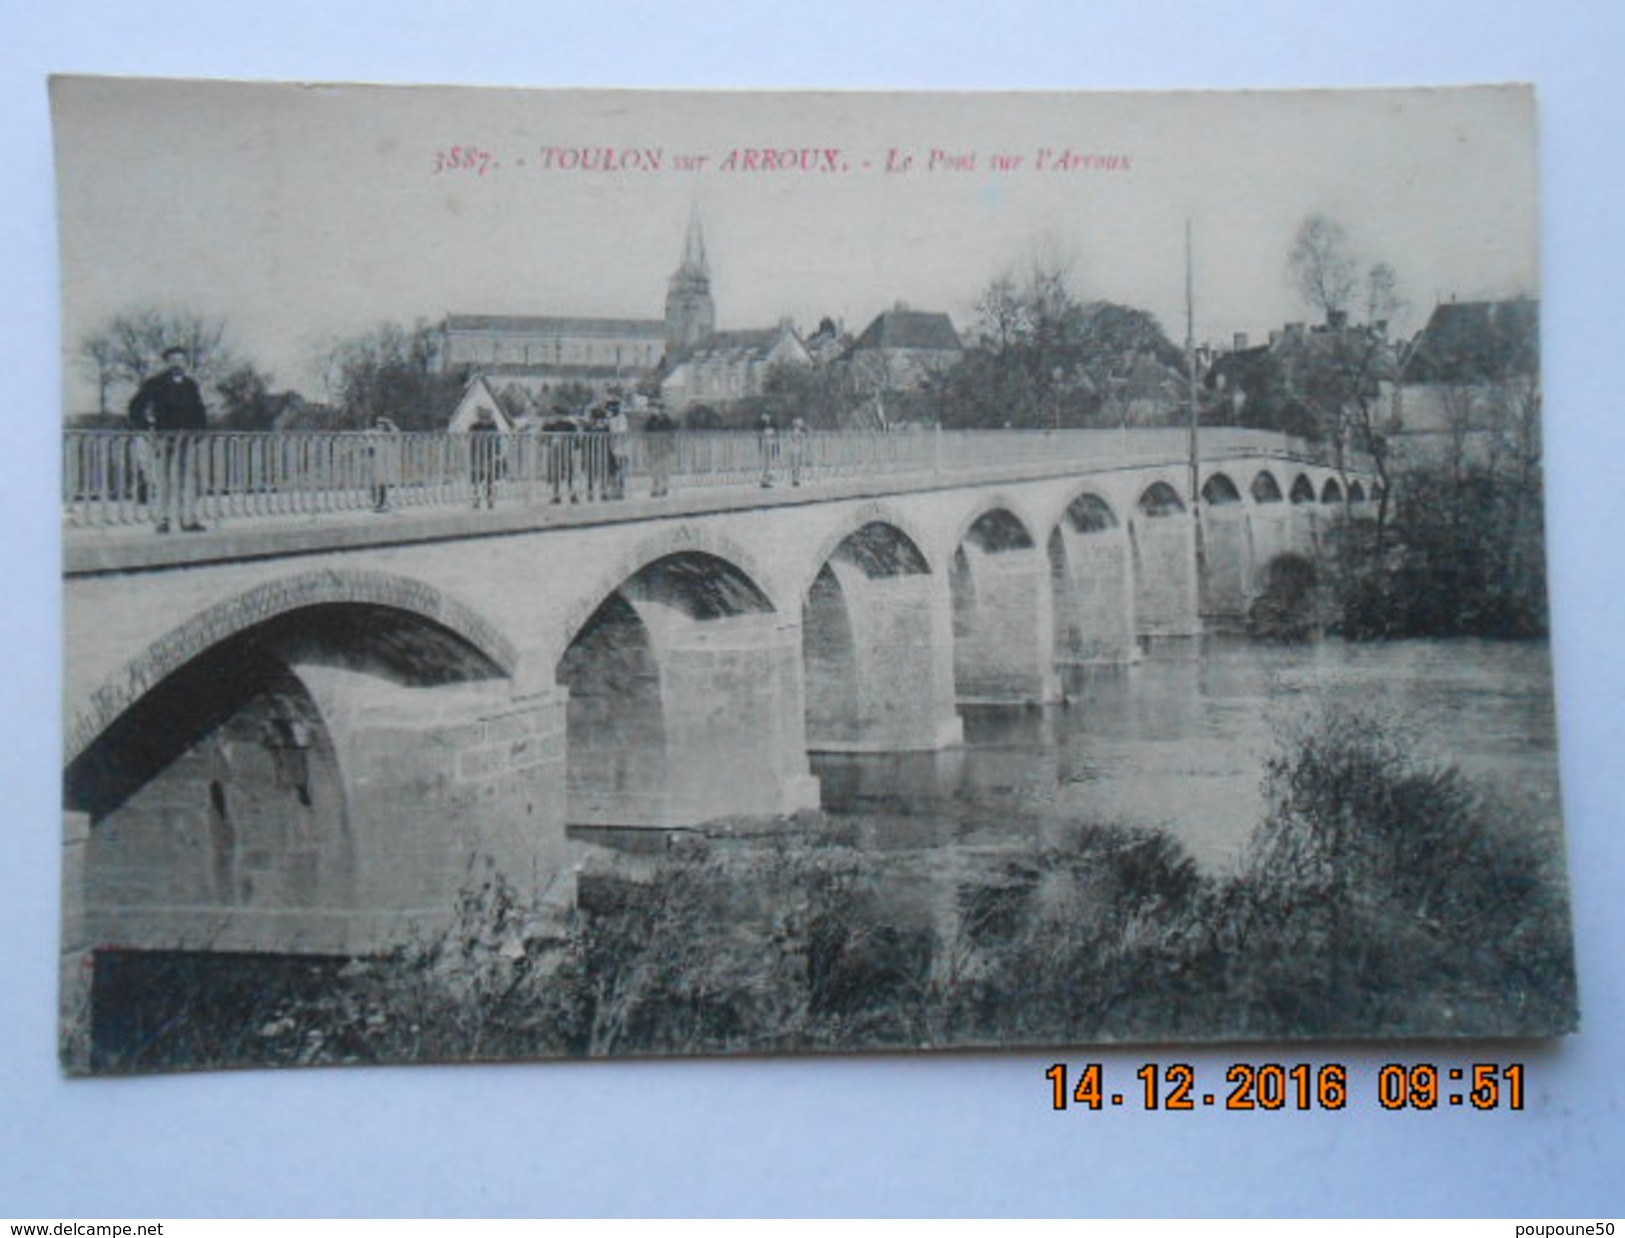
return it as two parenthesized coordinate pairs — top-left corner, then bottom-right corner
(811, 637), (1564, 874)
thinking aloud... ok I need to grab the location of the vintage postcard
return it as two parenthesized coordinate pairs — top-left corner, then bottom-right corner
(54, 78), (1573, 1074)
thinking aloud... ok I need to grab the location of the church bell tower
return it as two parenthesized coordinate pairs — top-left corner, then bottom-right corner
(665, 208), (715, 361)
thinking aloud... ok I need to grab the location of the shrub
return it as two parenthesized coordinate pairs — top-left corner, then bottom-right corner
(1212, 706), (1577, 1036)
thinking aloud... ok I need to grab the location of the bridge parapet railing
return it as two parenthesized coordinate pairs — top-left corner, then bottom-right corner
(62, 427), (1355, 530)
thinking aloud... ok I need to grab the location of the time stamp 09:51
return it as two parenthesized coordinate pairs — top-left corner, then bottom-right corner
(1045, 1063), (1527, 1112)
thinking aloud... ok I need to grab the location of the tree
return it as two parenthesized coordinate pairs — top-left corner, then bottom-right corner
(324, 320), (469, 430)
(217, 362), (305, 431)
(493, 383), (538, 423)
(1282, 214), (1406, 550)
(550, 381), (598, 416)
(78, 309), (235, 420)
(936, 254), (1184, 430)
(1286, 215), (1359, 321)
(79, 332), (121, 419)
(755, 360), (851, 430)
(1345, 299), (1546, 638)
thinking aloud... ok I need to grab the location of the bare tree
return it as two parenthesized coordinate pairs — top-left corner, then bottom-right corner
(1282, 215), (1406, 551)
(78, 332), (121, 418)
(1287, 215), (1359, 320)
(324, 319), (468, 430)
(79, 309), (235, 421)
(975, 275), (1028, 353)
(939, 249), (1182, 431)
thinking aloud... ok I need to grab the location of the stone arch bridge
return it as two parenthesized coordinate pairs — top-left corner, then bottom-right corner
(61, 428), (1375, 963)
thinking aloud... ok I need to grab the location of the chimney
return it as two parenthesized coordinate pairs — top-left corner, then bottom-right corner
(1233, 332), (1248, 352)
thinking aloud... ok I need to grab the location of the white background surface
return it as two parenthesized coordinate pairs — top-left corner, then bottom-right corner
(2, 1), (1621, 1218)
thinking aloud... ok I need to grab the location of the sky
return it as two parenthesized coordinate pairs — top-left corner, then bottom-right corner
(52, 79), (1537, 408)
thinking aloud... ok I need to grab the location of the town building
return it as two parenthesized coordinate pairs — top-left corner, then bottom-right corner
(844, 304), (964, 393)
(447, 374), (516, 433)
(1203, 314), (1401, 439)
(436, 214), (965, 423)
(660, 322), (812, 410)
(435, 213), (712, 416)
(1394, 297), (1539, 436)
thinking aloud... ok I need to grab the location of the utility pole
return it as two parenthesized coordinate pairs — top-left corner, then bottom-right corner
(1186, 220), (1205, 606)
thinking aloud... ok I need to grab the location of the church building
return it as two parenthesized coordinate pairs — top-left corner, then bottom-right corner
(436, 210), (728, 414)
(436, 212), (961, 420)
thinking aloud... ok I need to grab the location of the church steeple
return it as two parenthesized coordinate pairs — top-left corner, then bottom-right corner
(665, 207), (715, 360)
(679, 207), (708, 278)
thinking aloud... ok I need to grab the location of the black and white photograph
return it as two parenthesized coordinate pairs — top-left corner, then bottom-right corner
(53, 77), (1575, 1076)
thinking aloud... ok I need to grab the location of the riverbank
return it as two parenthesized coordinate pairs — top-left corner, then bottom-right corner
(85, 695), (1577, 1072)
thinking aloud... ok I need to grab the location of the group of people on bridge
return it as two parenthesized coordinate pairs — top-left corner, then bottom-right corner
(116, 345), (829, 533)
(361, 398), (815, 515)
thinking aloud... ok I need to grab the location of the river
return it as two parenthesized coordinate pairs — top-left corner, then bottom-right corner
(811, 637), (1564, 874)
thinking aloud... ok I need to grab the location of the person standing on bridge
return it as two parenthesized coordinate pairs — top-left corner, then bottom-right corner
(644, 403), (677, 497)
(469, 406), (503, 509)
(605, 398), (630, 500)
(758, 411), (779, 489)
(542, 407), (582, 504)
(127, 345), (208, 533)
(584, 405), (612, 501)
(787, 415), (809, 487)
(367, 415), (401, 512)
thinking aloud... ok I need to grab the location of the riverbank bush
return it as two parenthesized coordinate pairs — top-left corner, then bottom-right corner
(1337, 461), (1548, 640)
(1200, 707), (1577, 1037)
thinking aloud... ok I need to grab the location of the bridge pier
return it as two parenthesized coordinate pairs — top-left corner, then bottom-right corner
(649, 614), (821, 823)
(296, 667), (573, 941)
(562, 593), (819, 829)
(1049, 518), (1137, 664)
(1201, 506), (1251, 623)
(1246, 506), (1295, 598)
(1130, 490), (1201, 640)
(951, 538), (1060, 704)
(805, 556), (962, 752)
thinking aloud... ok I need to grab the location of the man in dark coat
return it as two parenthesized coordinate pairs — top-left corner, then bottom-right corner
(468, 405), (503, 509)
(643, 405), (677, 497)
(127, 346), (208, 532)
(541, 407), (582, 504)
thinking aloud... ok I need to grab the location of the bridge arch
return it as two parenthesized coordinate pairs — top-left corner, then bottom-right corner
(560, 523), (784, 660)
(1048, 488), (1135, 664)
(803, 508), (960, 751)
(556, 547), (812, 828)
(799, 502), (938, 600)
(1129, 479), (1199, 638)
(950, 493), (1040, 555)
(1251, 470), (1284, 504)
(1057, 489), (1120, 533)
(1137, 480), (1187, 516)
(67, 568), (518, 767)
(1290, 474), (1317, 505)
(1201, 473), (1243, 506)
(1199, 472), (1251, 622)
(64, 570), (522, 956)
(1321, 477), (1344, 504)
(948, 501), (1056, 703)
